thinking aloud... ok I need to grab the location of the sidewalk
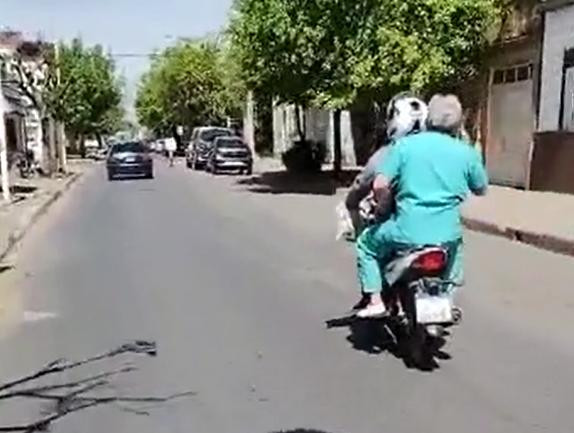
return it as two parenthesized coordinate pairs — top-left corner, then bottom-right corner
(462, 186), (574, 256)
(0, 161), (92, 263)
(255, 158), (574, 257)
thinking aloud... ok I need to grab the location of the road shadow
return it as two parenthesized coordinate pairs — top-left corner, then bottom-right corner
(0, 265), (14, 274)
(108, 177), (154, 183)
(236, 169), (360, 196)
(0, 184), (38, 196)
(0, 341), (196, 432)
(325, 314), (452, 372)
(11, 185), (38, 194)
(270, 430), (337, 433)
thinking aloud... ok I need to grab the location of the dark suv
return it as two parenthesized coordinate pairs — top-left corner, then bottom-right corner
(206, 137), (253, 175)
(186, 127), (233, 170)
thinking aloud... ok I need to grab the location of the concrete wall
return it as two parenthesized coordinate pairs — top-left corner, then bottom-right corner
(539, 4), (574, 131)
(272, 103), (297, 156)
(272, 103), (358, 166)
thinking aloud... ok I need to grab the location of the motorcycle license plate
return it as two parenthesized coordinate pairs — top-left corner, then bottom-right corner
(416, 297), (453, 324)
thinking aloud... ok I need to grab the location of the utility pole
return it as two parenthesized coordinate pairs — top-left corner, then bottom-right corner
(0, 71), (11, 202)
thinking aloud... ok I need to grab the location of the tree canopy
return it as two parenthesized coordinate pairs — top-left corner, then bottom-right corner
(135, 40), (243, 135)
(230, 0), (503, 108)
(46, 39), (123, 138)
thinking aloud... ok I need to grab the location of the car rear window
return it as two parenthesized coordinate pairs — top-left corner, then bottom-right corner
(112, 142), (146, 153)
(200, 129), (231, 142)
(216, 138), (245, 148)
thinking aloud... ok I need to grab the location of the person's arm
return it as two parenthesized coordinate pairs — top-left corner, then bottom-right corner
(466, 148), (488, 196)
(345, 147), (386, 210)
(373, 141), (403, 211)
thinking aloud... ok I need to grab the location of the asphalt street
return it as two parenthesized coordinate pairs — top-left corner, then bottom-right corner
(0, 159), (573, 433)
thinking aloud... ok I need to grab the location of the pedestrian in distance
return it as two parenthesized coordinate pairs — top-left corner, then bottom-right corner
(165, 137), (177, 167)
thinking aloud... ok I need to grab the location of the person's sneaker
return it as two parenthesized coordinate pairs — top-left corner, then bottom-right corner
(356, 303), (387, 319)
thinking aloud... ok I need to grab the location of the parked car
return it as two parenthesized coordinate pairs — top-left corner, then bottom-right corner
(186, 127), (233, 170)
(206, 136), (253, 175)
(106, 141), (153, 181)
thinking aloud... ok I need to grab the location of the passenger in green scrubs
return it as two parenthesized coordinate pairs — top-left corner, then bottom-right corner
(355, 94), (488, 318)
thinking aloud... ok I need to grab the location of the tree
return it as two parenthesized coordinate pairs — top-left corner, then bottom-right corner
(136, 40), (242, 137)
(45, 39), (123, 154)
(230, 0), (504, 174)
(230, 0), (337, 141)
(350, 0), (502, 101)
(230, 0), (385, 173)
(0, 40), (57, 173)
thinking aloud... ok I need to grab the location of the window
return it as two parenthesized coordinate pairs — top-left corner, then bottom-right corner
(492, 63), (533, 85)
(112, 142), (146, 153)
(505, 68), (517, 83)
(216, 138), (245, 148)
(200, 128), (232, 142)
(517, 65), (530, 81)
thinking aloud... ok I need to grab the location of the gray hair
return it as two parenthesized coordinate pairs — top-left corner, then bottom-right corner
(426, 94), (463, 134)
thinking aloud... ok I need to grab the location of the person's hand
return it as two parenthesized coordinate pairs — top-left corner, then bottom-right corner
(373, 174), (390, 200)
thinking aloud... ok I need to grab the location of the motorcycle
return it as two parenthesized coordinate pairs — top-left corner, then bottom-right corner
(380, 245), (461, 367)
(335, 200), (461, 367)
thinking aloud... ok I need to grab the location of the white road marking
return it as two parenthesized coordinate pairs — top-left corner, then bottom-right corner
(22, 310), (59, 322)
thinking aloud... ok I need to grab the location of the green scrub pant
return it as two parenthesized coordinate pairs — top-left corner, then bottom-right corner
(356, 221), (464, 294)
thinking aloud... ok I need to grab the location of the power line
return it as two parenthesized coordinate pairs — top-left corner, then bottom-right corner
(109, 53), (159, 59)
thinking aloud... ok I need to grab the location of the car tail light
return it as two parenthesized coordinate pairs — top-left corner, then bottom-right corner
(412, 250), (447, 274)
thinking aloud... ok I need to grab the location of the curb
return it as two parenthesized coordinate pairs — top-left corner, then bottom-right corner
(462, 216), (574, 257)
(0, 172), (83, 263)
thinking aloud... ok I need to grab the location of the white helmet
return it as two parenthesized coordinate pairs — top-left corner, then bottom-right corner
(386, 93), (428, 142)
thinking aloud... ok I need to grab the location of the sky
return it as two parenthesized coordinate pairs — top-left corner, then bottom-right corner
(0, 0), (233, 117)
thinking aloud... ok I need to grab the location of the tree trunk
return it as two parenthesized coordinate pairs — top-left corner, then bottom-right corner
(333, 109), (342, 179)
(47, 118), (58, 176)
(0, 94), (10, 201)
(67, 132), (78, 155)
(57, 123), (68, 174)
(294, 104), (306, 142)
(79, 134), (86, 159)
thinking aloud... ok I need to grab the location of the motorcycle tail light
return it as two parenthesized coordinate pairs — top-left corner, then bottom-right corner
(412, 250), (447, 274)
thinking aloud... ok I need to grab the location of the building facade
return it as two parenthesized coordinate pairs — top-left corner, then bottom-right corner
(0, 31), (45, 166)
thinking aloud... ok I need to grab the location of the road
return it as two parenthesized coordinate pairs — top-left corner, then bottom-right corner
(1, 159), (573, 433)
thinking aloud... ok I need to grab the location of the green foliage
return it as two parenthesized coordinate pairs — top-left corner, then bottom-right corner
(135, 40), (244, 134)
(46, 39), (123, 136)
(230, 0), (503, 108)
(230, 0), (349, 107)
(352, 0), (502, 101)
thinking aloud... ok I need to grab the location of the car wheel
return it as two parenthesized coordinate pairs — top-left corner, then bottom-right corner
(245, 166), (253, 176)
(107, 171), (115, 181)
(146, 171), (154, 179)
